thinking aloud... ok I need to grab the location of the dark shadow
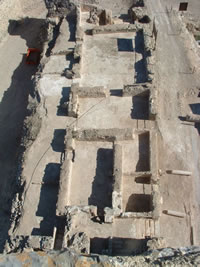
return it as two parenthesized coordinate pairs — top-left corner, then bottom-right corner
(46, 18), (63, 57)
(110, 89), (123, 97)
(88, 148), (113, 216)
(119, 14), (131, 23)
(91, 216), (104, 224)
(135, 58), (147, 83)
(66, 15), (76, 42)
(85, 29), (93, 35)
(126, 194), (152, 212)
(54, 216), (66, 250)
(8, 18), (46, 50)
(111, 237), (148, 256)
(135, 175), (151, 184)
(66, 53), (79, 69)
(90, 237), (109, 255)
(131, 0), (144, 8)
(51, 129), (66, 153)
(135, 31), (147, 83)
(136, 132), (150, 172)
(131, 91), (149, 120)
(117, 38), (134, 52)
(195, 123), (200, 135)
(190, 103), (200, 115)
(135, 31), (145, 54)
(99, 11), (106, 26)
(179, 2), (188, 11)
(198, 92), (200, 97)
(90, 237), (149, 256)
(57, 87), (70, 116)
(178, 116), (186, 121)
(31, 163), (61, 236)
(0, 18), (45, 252)
(139, 15), (151, 24)
(62, 53), (79, 76)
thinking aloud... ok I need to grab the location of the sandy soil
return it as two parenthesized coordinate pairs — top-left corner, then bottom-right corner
(146, 0), (200, 246)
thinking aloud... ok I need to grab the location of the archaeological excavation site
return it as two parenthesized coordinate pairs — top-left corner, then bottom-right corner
(1, 0), (200, 265)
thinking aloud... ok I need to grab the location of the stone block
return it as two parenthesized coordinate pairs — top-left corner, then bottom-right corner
(104, 207), (114, 223)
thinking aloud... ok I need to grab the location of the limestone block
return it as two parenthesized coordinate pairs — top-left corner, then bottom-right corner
(123, 83), (150, 96)
(121, 212), (153, 218)
(149, 87), (157, 119)
(99, 9), (112, 25)
(92, 24), (137, 34)
(88, 8), (99, 25)
(167, 170), (192, 176)
(129, 7), (151, 24)
(68, 92), (79, 117)
(72, 63), (81, 78)
(104, 207), (114, 223)
(112, 191), (122, 216)
(164, 210), (186, 218)
(73, 128), (135, 142)
(74, 43), (83, 60)
(76, 26), (84, 41)
(72, 84), (108, 98)
(152, 184), (161, 220)
(56, 157), (73, 215)
(113, 144), (123, 192)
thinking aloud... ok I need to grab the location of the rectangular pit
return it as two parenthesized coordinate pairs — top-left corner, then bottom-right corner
(81, 32), (136, 88)
(122, 175), (152, 212)
(123, 131), (150, 173)
(68, 141), (113, 215)
(76, 96), (136, 129)
(131, 91), (149, 120)
(90, 237), (148, 256)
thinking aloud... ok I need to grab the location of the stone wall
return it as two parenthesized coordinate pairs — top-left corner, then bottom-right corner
(1, 246), (200, 266)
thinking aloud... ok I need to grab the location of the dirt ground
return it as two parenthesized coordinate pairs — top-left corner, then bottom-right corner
(0, 0), (46, 250)
(146, 0), (200, 246)
(69, 141), (113, 208)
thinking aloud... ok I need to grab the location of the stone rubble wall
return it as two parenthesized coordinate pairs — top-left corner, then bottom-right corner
(1, 246), (200, 266)
(92, 23), (137, 34)
(4, 235), (54, 254)
(123, 83), (157, 119)
(73, 128), (135, 142)
(63, 206), (97, 253)
(45, 0), (137, 17)
(58, 127), (161, 223)
(109, 130), (161, 221)
(57, 129), (75, 215)
(71, 83), (108, 98)
(68, 83), (108, 117)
